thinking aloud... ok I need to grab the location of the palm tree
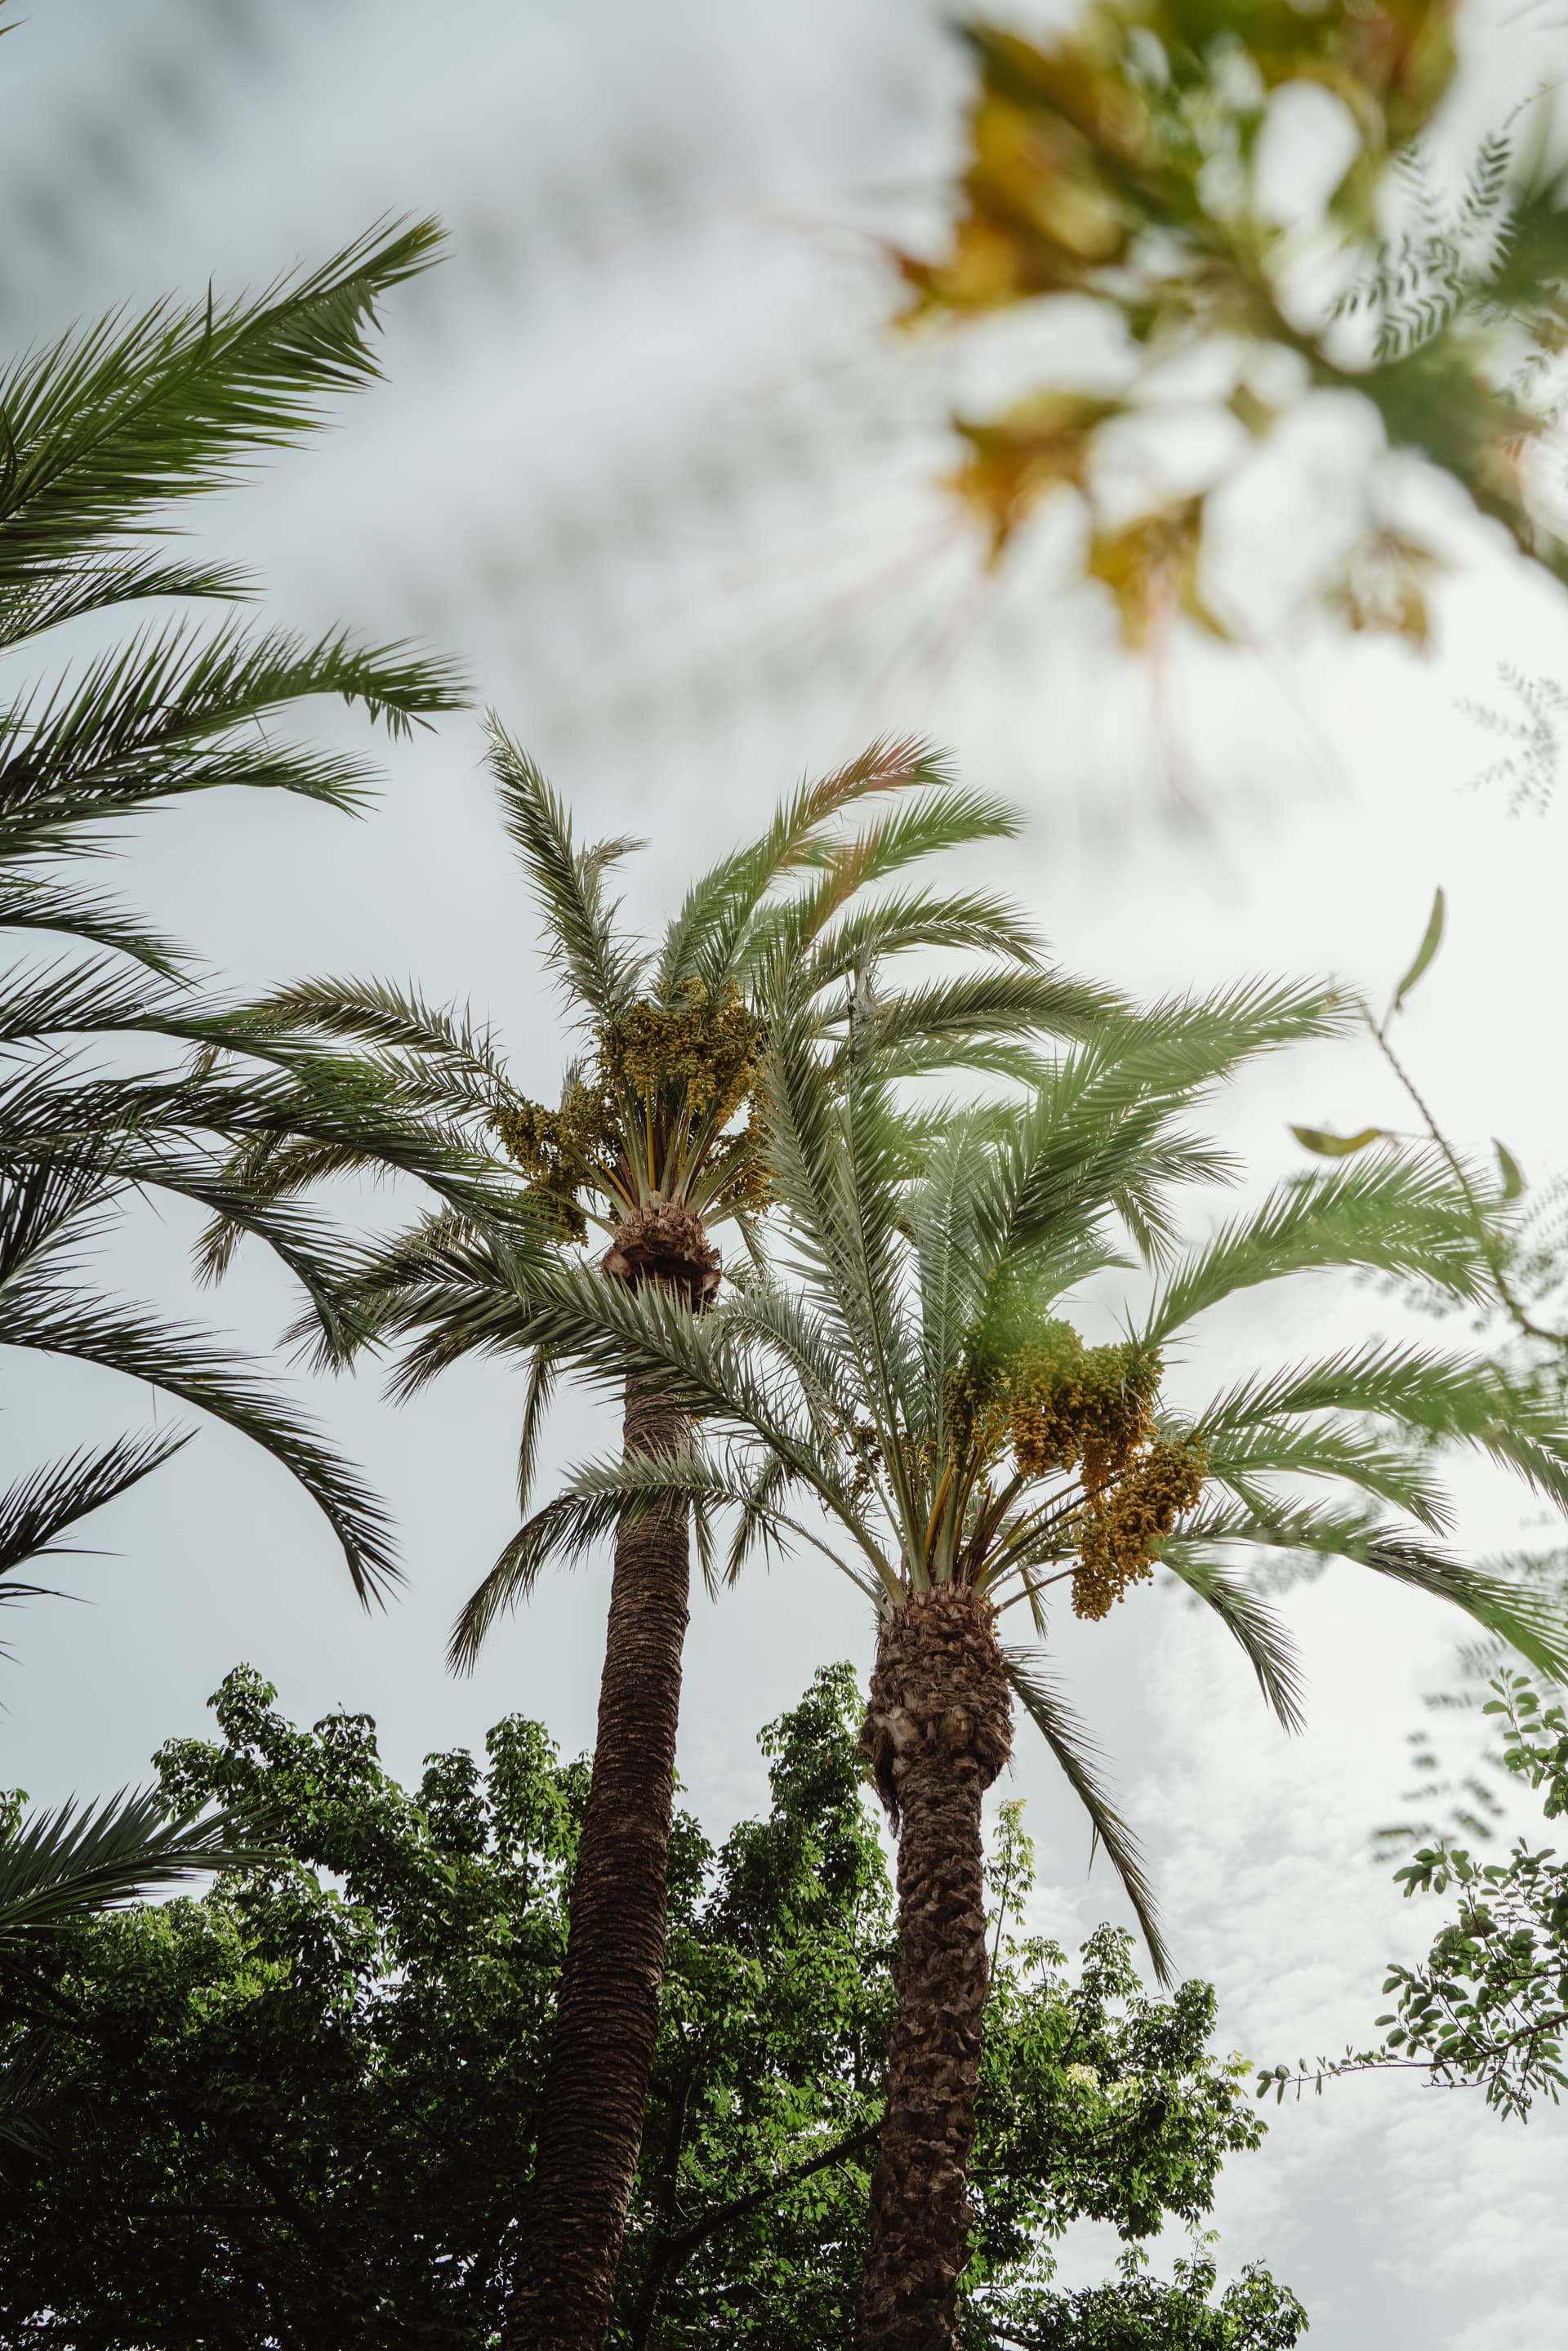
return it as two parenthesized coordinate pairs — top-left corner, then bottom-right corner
(501, 972), (1568, 2351)
(225, 721), (1121, 2351)
(0, 214), (466, 2089)
(0, 213), (466, 1594)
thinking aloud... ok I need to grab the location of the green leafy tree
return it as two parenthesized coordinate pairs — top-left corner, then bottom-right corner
(230, 728), (1120, 2351)
(899, 1), (1568, 656)
(0, 1663), (1302, 2349)
(1266, 1668), (1568, 2122)
(504, 963), (1568, 2347)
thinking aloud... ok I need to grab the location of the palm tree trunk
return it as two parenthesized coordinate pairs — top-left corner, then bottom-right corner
(502, 1380), (691, 2351)
(856, 1585), (1013, 2351)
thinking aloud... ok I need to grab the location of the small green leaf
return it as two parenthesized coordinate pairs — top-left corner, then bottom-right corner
(1392, 887), (1446, 1013)
(1291, 1124), (1387, 1158)
(1494, 1140), (1526, 1201)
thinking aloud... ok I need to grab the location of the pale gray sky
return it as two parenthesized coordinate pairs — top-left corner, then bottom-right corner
(5, 2), (1568, 2342)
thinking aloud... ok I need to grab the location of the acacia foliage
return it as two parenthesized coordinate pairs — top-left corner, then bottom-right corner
(1269, 1670), (1568, 2122)
(0, 1667), (1298, 2349)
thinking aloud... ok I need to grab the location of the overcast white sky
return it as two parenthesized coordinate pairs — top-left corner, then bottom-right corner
(5, 2), (1568, 2341)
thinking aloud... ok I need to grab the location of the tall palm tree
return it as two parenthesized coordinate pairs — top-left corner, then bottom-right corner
(500, 972), (1568, 2351)
(226, 722), (1121, 2351)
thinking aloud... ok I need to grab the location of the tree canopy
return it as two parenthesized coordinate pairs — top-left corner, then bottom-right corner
(0, 1665), (1303, 2349)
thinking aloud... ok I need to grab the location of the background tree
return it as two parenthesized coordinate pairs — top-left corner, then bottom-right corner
(901, 1), (1568, 657)
(506, 963), (1568, 2348)
(229, 724), (1120, 2351)
(0, 1661), (1303, 2349)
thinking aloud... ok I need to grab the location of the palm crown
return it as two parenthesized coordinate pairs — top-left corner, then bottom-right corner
(241, 724), (1124, 1552)
(502, 970), (1568, 1961)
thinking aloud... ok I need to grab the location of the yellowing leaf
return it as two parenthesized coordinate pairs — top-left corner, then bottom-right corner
(951, 393), (1120, 556)
(1087, 500), (1229, 649)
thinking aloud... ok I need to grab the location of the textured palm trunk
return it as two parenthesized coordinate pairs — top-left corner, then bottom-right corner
(503, 1204), (717, 2351)
(856, 1585), (1013, 2351)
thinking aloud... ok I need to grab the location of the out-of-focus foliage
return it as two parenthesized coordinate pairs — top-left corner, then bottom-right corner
(904, 3), (1568, 648)
(1266, 1670), (1568, 2122)
(0, 1667), (1295, 2349)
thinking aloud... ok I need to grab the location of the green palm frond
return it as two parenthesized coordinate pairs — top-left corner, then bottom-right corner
(1174, 1496), (1568, 1684)
(853, 965), (1127, 1068)
(0, 218), (444, 591)
(213, 975), (518, 1127)
(0, 1265), (397, 1603)
(0, 552), (251, 657)
(0, 956), (187, 1044)
(0, 877), (187, 975)
(0, 1788), (264, 1940)
(0, 620), (464, 860)
(1004, 1650), (1171, 1983)
(1142, 1155), (1491, 1344)
(791, 888), (1042, 995)
(448, 1494), (612, 1675)
(661, 734), (951, 994)
(1196, 1418), (1454, 1533)
(0, 1431), (190, 1601)
(1155, 1552), (1307, 1734)
(486, 720), (646, 1022)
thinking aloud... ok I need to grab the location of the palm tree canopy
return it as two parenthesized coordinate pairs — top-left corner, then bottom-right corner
(479, 968), (1568, 1970)
(215, 727), (1128, 1541)
(0, 218), (470, 1601)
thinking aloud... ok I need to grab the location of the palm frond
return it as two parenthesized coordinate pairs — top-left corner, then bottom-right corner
(0, 218), (445, 589)
(0, 876), (187, 975)
(485, 719), (644, 1022)
(1004, 1649), (1171, 1983)
(0, 553), (250, 656)
(0, 1431), (191, 1595)
(0, 1788), (264, 1939)
(0, 619), (465, 859)
(0, 1270), (398, 1603)
(1156, 1552), (1307, 1733)
(659, 734), (950, 994)
(448, 1494), (611, 1675)
(1142, 1155), (1491, 1344)
(853, 965), (1127, 1068)
(215, 975), (516, 1126)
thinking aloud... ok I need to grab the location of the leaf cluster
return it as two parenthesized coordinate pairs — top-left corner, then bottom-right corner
(1265, 1672), (1568, 2120)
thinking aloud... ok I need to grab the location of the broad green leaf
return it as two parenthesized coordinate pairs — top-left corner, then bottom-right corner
(1392, 888), (1445, 1013)
(1290, 1124), (1387, 1158)
(1494, 1140), (1526, 1201)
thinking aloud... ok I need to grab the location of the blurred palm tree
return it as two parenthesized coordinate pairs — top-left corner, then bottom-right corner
(499, 965), (1568, 2348)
